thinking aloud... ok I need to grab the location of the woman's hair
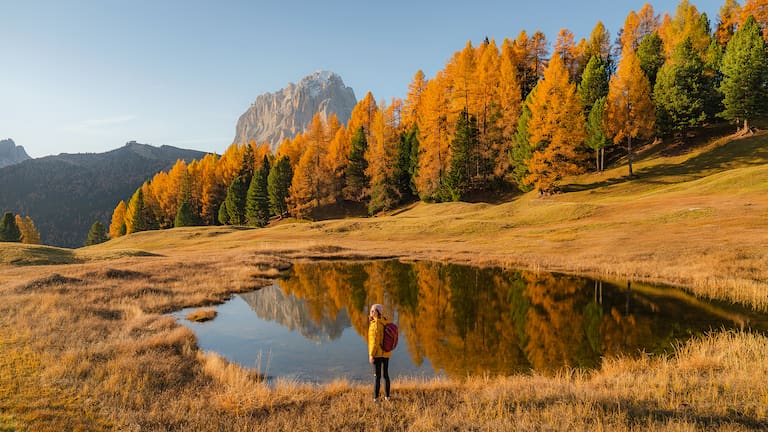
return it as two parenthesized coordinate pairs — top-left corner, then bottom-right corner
(369, 303), (384, 318)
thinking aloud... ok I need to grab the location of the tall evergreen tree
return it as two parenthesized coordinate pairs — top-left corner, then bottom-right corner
(636, 32), (666, 88)
(125, 187), (156, 234)
(585, 97), (611, 172)
(0, 212), (21, 242)
(445, 109), (478, 201)
(174, 201), (201, 227)
(268, 156), (293, 219)
(394, 124), (419, 202)
(224, 176), (247, 225)
(654, 38), (708, 142)
(510, 97), (533, 191)
(217, 201), (229, 225)
(344, 126), (369, 201)
(85, 221), (108, 246)
(719, 15), (768, 132)
(246, 156), (271, 227)
(578, 55), (610, 113)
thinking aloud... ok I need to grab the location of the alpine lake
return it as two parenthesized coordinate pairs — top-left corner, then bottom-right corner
(171, 259), (768, 384)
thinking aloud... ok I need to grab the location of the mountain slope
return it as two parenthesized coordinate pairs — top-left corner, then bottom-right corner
(233, 71), (357, 151)
(0, 138), (31, 168)
(0, 141), (207, 247)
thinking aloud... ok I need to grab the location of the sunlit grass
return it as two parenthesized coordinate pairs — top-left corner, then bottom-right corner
(186, 308), (217, 322)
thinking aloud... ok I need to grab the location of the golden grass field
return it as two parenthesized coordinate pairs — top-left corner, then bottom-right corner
(1, 128), (767, 430)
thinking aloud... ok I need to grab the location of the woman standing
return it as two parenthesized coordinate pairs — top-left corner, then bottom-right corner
(368, 303), (392, 401)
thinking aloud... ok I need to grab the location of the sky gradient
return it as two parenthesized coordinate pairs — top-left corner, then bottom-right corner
(2, 0), (724, 158)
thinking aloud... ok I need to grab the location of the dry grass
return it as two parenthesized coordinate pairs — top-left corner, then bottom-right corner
(1, 128), (767, 430)
(186, 308), (217, 322)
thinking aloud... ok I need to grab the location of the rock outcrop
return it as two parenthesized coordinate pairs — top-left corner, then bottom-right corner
(233, 71), (356, 151)
(0, 138), (31, 168)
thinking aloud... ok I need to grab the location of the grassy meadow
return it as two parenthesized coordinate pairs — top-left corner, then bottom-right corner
(1, 128), (768, 430)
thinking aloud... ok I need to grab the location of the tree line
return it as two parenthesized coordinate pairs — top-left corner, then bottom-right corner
(109, 0), (768, 237)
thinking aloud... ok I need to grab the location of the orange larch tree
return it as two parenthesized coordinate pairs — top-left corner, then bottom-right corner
(605, 46), (656, 177)
(524, 54), (586, 194)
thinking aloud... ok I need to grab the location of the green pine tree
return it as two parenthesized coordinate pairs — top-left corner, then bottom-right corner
(585, 96), (611, 172)
(636, 32), (666, 89)
(246, 156), (271, 227)
(224, 176), (247, 225)
(0, 212), (22, 242)
(578, 55), (609, 113)
(509, 96), (533, 191)
(719, 16), (768, 131)
(85, 221), (108, 246)
(394, 124), (419, 202)
(268, 156), (293, 219)
(217, 201), (229, 225)
(174, 201), (201, 227)
(344, 126), (369, 201)
(654, 38), (708, 142)
(445, 109), (478, 202)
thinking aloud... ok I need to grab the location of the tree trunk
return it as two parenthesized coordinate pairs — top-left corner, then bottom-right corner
(601, 147), (605, 172)
(595, 150), (600, 173)
(627, 136), (634, 177)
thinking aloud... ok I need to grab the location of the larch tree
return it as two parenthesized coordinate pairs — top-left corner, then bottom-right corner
(0, 212), (21, 242)
(510, 96), (533, 191)
(658, 0), (712, 57)
(15, 215), (41, 244)
(496, 40), (523, 179)
(288, 143), (320, 219)
(585, 21), (613, 66)
(740, 0), (768, 43)
(524, 54), (586, 194)
(85, 221), (108, 246)
(416, 71), (452, 200)
(402, 70), (427, 129)
(367, 103), (401, 214)
(125, 186), (156, 234)
(719, 15), (768, 132)
(654, 38), (708, 142)
(716, 0), (742, 46)
(109, 200), (127, 238)
(605, 46), (656, 177)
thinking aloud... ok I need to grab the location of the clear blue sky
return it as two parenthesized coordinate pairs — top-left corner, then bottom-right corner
(2, 0), (723, 158)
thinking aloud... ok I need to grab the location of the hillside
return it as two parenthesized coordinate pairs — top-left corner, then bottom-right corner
(0, 138), (31, 168)
(0, 141), (207, 247)
(89, 127), (768, 310)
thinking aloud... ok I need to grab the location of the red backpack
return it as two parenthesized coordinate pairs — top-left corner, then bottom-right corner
(381, 322), (399, 352)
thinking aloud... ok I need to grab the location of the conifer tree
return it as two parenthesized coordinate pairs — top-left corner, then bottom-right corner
(15, 215), (41, 244)
(605, 46), (656, 177)
(217, 201), (229, 225)
(524, 55), (586, 194)
(719, 15), (768, 132)
(636, 32), (666, 88)
(394, 124), (419, 202)
(344, 126), (369, 201)
(578, 55), (610, 113)
(125, 187), (156, 234)
(585, 97), (610, 172)
(224, 176), (247, 225)
(509, 98), (533, 191)
(109, 200), (127, 238)
(446, 109), (478, 201)
(246, 156), (271, 227)
(268, 156), (293, 219)
(0, 212), (21, 242)
(85, 221), (108, 246)
(174, 201), (201, 227)
(654, 38), (708, 142)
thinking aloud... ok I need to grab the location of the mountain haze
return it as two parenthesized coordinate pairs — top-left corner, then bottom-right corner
(0, 141), (206, 247)
(0, 139), (31, 168)
(233, 71), (357, 151)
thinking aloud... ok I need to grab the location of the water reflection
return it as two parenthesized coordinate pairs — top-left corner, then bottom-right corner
(176, 260), (764, 382)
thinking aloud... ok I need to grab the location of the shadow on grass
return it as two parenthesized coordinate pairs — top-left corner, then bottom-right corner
(564, 131), (768, 194)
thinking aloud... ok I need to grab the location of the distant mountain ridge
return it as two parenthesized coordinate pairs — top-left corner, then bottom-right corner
(233, 71), (357, 151)
(0, 141), (207, 247)
(0, 138), (31, 168)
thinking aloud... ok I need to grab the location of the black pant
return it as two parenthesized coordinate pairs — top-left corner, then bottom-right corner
(373, 357), (390, 398)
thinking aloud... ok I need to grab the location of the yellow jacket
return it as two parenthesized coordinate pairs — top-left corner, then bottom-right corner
(368, 316), (392, 359)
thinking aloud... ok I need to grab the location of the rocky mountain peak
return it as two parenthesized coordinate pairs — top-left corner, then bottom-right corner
(0, 138), (32, 168)
(233, 71), (357, 152)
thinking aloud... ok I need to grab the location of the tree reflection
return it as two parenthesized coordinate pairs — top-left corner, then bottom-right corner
(271, 260), (736, 378)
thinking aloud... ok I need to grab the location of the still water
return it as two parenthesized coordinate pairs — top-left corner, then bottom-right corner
(171, 260), (765, 383)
